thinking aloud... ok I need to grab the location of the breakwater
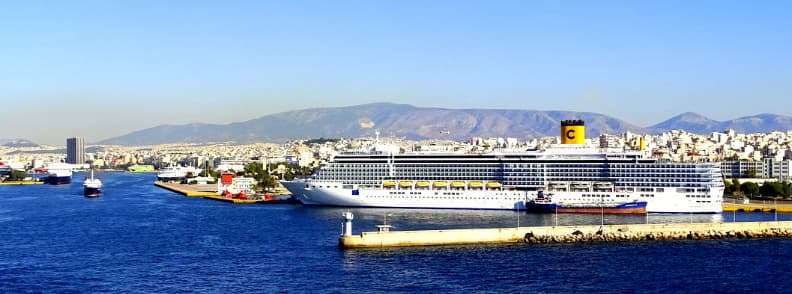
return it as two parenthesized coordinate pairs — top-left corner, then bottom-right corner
(339, 218), (792, 248)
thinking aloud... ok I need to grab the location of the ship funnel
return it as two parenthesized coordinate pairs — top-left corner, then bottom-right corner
(560, 120), (585, 145)
(639, 137), (645, 151)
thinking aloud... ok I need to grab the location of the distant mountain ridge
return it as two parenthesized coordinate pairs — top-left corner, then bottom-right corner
(648, 112), (792, 134)
(97, 103), (792, 145)
(1, 139), (40, 148)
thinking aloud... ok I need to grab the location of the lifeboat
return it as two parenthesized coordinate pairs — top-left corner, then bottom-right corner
(469, 181), (483, 188)
(486, 181), (502, 188)
(416, 181), (430, 187)
(433, 181), (448, 188)
(451, 181), (466, 188)
(383, 181), (396, 187)
(399, 180), (413, 188)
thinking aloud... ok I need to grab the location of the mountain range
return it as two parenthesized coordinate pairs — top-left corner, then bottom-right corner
(1, 139), (40, 148)
(96, 103), (792, 145)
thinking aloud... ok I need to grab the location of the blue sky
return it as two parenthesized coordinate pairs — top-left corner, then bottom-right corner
(1, 1), (790, 144)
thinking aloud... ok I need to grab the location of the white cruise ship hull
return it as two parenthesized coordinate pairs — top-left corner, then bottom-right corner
(282, 180), (528, 210)
(282, 180), (723, 213)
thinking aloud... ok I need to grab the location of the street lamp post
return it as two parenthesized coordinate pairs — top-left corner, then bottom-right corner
(600, 197), (604, 227)
(733, 197), (736, 223)
(554, 203), (558, 227)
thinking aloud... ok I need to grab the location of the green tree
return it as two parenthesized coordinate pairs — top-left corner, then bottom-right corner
(733, 179), (741, 195)
(236, 162), (280, 190)
(7, 169), (27, 181)
(741, 182), (760, 198)
(781, 181), (792, 199)
(744, 168), (758, 178)
(759, 182), (778, 197)
(724, 180), (734, 195)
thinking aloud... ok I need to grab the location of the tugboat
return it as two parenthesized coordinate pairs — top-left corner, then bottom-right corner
(83, 170), (102, 197)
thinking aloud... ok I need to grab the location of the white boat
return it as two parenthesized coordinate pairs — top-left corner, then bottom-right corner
(281, 120), (724, 213)
(157, 165), (202, 182)
(44, 162), (74, 185)
(83, 170), (102, 197)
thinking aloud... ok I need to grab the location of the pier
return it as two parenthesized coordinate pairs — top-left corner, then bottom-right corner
(338, 213), (792, 249)
(154, 181), (219, 197)
(0, 180), (44, 185)
(722, 200), (792, 213)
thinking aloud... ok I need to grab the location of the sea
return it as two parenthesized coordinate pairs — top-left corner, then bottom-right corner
(1, 172), (791, 293)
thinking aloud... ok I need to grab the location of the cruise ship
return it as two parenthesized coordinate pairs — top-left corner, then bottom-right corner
(281, 120), (725, 213)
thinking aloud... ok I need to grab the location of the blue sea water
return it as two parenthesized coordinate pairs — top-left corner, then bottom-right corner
(1, 172), (791, 293)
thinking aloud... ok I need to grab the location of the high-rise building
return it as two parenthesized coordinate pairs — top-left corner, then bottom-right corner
(66, 137), (85, 164)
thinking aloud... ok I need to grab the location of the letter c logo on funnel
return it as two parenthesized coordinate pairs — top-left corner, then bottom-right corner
(566, 129), (575, 140)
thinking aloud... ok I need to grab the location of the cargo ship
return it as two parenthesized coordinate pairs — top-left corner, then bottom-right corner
(525, 191), (647, 214)
(83, 170), (102, 197)
(281, 120), (724, 213)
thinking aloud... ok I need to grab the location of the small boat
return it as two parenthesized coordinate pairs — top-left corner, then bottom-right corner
(526, 191), (646, 214)
(83, 170), (102, 197)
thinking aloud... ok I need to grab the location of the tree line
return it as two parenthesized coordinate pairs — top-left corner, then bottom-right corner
(724, 179), (792, 199)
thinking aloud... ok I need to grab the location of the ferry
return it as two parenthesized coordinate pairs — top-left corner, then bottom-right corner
(44, 163), (74, 185)
(83, 170), (102, 197)
(0, 162), (10, 176)
(157, 165), (202, 182)
(127, 164), (155, 172)
(525, 191), (647, 214)
(281, 120), (724, 213)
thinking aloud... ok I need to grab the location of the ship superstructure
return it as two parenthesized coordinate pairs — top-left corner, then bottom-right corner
(282, 121), (724, 213)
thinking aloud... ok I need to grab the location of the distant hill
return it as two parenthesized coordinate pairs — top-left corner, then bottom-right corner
(1, 139), (40, 148)
(649, 113), (792, 134)
(97, 103), (792, 146)
(98, 103), (646, 145)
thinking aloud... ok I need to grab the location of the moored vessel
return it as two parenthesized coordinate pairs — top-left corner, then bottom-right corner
(45, 163), (73, 185)
(157, 165), (202, 182)
(127, 164), (155, 172)
(525, 191), (647, 214)
(281, 120), (724, 213)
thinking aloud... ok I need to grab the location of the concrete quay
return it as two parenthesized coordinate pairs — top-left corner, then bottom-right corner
(723, 200), (792, 213)
(0, 180), (44, 185)
(154, 181), (219, 197)
(338, 220), (792, 249)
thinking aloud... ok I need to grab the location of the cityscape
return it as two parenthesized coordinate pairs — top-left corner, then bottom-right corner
(2, 1), (792, 293)
(3, 124), (792, 182)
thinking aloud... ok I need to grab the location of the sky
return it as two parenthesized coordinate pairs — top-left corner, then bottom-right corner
(1, 0), (791, 145)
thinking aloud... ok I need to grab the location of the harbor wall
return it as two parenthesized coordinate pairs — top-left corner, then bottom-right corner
(339, 221), (792, 249)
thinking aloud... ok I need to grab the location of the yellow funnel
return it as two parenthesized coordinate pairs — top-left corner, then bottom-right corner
(561, 120), (585, 144)
(640, 137), (645, 151)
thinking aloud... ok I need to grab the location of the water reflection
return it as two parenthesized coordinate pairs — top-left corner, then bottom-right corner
(303, 207), (744, 233)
